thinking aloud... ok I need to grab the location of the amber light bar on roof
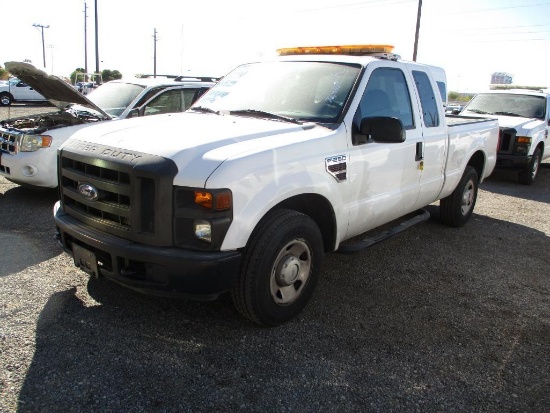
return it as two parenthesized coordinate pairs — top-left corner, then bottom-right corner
(277, 44), (395, 56)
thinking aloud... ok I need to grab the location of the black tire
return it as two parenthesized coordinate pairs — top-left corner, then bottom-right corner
(0, 93), (13, 106)
(231, 209), (324, 326)
(440, 166), (479, 227)
(518, 147), (542, 185)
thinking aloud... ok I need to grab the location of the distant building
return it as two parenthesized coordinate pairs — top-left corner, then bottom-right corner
(491, 72), (513, 85)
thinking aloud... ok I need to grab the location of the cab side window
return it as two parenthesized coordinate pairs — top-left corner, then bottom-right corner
(412, 70), (440, 127)
(143, 89), (200, 116)
(353, 67), (414, 131)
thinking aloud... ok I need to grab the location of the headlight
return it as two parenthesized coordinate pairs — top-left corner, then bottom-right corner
(17, 134), (52, 152)
(194, 220), (212, 242)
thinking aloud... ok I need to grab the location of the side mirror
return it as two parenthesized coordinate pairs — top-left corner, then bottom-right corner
(359, 116), (405, 143)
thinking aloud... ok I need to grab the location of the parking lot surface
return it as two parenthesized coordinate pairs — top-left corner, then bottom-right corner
(1, 105), (549, 412)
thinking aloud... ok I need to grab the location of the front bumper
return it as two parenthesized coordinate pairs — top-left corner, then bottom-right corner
(496, 153), (531, 169)
(0, 148), (58, 188)
(54, 202), (241, 300)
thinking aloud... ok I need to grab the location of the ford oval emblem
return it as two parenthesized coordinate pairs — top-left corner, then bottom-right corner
(77, 182), (99, 202)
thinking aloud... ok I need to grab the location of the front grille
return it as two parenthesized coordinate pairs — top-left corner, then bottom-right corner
(59, 139), (178, 246)
(498, 127), (516, 153)
(0, 130), (19, 154)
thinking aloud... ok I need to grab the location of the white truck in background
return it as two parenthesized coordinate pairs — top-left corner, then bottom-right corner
(0, 77), (47, 106)
(460, 89), (550, 185)
(53, 45), (499, 326)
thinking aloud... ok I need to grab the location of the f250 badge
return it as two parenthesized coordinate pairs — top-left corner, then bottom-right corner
(325, 155), (347, 182)
(77, 182), (99, 202)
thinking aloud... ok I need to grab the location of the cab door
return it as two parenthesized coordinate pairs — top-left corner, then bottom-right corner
(14, 81), (44, 101)
(409, 69), (447, 207)
(345, 63), (424, 238)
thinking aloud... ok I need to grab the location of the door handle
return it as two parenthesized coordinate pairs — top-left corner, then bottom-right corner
(415, 142), (424, 161)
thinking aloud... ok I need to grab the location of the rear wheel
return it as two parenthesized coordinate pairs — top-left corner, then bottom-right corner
(518, 147), (541, 185)
(0, 93), (13, 106)
(231, 209), (324, 326)
(440, 166), (479, 227)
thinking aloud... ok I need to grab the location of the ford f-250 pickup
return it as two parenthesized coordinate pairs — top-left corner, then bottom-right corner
(460, 89), (549, 185)
(53, 45), (499, 326)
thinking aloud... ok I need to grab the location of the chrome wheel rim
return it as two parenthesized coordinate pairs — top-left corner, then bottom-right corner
(531, 154), (540, 179)
(270, 239), (311, 305)
(461, 178), (475, 216)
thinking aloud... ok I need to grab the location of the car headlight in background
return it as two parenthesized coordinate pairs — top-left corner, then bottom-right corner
(17, 134), (52, 152)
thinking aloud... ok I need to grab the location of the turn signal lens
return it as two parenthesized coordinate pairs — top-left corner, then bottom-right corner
(194, 191), (232, 210)
(194, 191), (213, 209)
(516, 136), (531, 144)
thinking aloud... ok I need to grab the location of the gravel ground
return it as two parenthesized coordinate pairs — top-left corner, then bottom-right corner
(1, 105), (549, 412)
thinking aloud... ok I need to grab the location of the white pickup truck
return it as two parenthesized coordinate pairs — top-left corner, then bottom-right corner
(0, 62), (216, 188)
(53, 45), (499, 326)
(460, 89), (549, 184)
(0, 77), (47, 106)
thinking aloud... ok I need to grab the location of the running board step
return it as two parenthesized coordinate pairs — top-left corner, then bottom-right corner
(336, 209), (430, 254)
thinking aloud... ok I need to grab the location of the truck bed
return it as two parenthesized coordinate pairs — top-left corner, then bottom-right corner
(446, 114), (496, 127)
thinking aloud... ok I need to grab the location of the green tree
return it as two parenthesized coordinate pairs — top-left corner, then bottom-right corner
(0, 66), (9, 80)
(101, 69), (123, 82)
(70, 68), (86, 84)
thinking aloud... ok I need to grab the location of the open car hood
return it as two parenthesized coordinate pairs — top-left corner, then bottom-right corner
(4, 61), (110, 119)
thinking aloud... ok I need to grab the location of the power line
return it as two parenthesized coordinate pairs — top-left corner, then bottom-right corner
(437, 1), (550, 16)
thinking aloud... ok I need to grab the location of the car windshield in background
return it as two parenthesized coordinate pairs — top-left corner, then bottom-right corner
(463, 93), (546, 119)
(87, 82), (146, 117)
(193, 61), (361, 123)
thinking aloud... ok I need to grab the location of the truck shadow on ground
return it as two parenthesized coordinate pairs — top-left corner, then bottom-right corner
(17, 213), (550, 412)
(480, 161), (550, 203)
(0, 185), (61, 276)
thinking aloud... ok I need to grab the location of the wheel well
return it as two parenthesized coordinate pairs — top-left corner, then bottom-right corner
(535, 142), (544, 157)
(467, 150), (485, 180)
(273, 193), (337, 252)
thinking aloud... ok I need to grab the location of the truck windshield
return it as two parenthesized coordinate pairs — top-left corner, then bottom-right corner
(463, 93), (546, 120)
(191, 61), (361, 123)
(87, 82), (146, 118)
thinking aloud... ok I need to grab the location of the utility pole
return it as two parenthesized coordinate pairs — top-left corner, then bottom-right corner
(94, 0), (99, 75)
(153, 28), (158, 78)
(33, 23), (50, 68)
(412, 0), (422, 61)
(84, 1), (88, 75)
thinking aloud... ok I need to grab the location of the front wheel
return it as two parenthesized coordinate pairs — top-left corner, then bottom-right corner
(0, 93), (13, 106)
(231, 209), (324, 326)
(518, 147), (541, 185)
(440, 166), (479, 227)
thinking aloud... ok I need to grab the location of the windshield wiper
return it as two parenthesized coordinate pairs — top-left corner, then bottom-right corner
(466, 109), (489, 114)
(229, 109), (302, 124)
(491, 111), (522, 117)
(189, 106), (220, 115)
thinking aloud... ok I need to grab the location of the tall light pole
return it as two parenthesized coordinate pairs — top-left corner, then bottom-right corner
(94, 0), (99, 75)
(153, 28), (158, 78)
(33, 23), (50, 68)
(84, 1), (89, 75)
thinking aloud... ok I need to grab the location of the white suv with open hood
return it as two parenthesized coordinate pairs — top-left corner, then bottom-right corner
(0, 62), (216, 188)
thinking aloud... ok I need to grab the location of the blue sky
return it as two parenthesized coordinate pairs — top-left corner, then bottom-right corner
(2, 0), (549, 92)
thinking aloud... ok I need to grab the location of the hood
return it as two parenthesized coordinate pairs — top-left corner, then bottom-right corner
(463, 111), (546, 133)
(64, 112), (324, 186)
(4, 61), (110, 119)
